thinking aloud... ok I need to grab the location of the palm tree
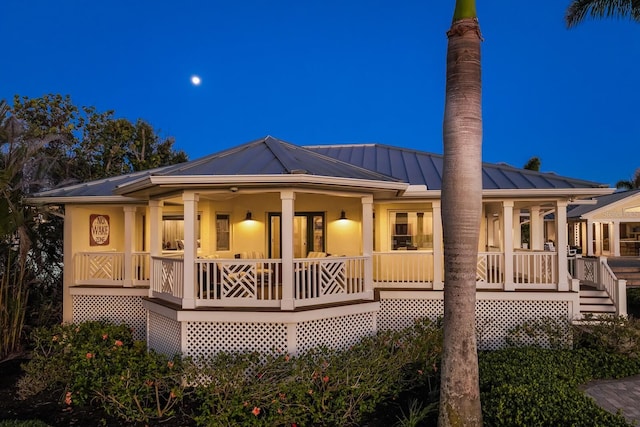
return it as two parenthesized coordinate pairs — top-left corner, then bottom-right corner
(438, 0), (483, 425)
(616, 168), (640, 190)
(566, 0), (640, 27)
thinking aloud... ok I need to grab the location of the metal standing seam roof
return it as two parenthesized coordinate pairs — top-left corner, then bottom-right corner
(30, 136), (609, 200)
(567, 189), (640, 218)
(305, 143), (608, 190)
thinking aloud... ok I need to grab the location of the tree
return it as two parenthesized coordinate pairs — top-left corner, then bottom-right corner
(524, 156), (541, 171)
(616, 168), (640, 190)
(566, 0), (640, 27)
(438, 0), (483, 425)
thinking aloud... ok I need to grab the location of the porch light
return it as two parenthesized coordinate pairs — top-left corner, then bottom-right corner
(245, 211), (253, 221)
(339, 210), (347, 220)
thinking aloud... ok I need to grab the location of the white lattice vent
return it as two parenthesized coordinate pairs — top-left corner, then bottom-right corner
(378, 299), (444, 331)
(475, 300), (568, 350)
(148, 311), (182, 356)
(297, 312), (375, 354)
(185, 321), (288, 360)
(378, 298), (569, 350)
(73, 295), (146, 340)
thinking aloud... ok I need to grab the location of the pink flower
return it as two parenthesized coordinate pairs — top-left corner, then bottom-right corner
(417, 369), (423, 376)
(64, 392), (72, 406)
(252, 407), (261, 416)
(167, 361), (174, 369)
(102, 334), (108, 340)
(284, 354), (290, 362)
(170, 391), (177, 399)
(114, 340), (123, 347)
(52, 335), (59, 342)
(86, 353), (93, 359)
(322, 375), (329, 383)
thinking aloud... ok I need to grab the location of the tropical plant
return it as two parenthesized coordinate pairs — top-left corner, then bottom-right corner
(438, 0), (483, 425)
(523, 156), (541, 171)
(615, 168), (640, 190)
(566, 0), (640, 27)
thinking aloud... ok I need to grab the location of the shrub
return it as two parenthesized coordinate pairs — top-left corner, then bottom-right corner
(505, 316), (573, 349)
(573, 315), (640, 357)
(190, 317), (443, 427)
(18, 320), (186, 424)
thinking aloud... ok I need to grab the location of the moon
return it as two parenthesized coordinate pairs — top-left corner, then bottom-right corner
(191, 75), (201, 86)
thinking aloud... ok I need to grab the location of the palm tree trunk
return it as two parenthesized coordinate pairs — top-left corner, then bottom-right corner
(438, 2), (483, 425)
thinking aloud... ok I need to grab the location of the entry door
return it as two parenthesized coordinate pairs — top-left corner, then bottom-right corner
(269, 212), (324, 258)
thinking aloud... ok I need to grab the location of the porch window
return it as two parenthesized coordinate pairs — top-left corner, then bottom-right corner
(390, 211), (433, 250)
(216, 214), (230, 251)
(162, 214), (201, 250)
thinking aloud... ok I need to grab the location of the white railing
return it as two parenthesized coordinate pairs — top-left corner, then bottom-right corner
(600, 261), (627, 317)
(195, 258), (281, 307)
(574, 257), (599, 284)
(476, 252), (503, 289)
(75, 252), (125, 285)
(294, 256), (366, 306)
(372, 251), (433, 288)
(151, 256), (184, 304)
(512, 251), (557, 288)
(132, 252), (150, 284)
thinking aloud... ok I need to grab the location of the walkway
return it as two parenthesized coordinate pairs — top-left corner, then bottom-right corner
(583, 375), (640, 424)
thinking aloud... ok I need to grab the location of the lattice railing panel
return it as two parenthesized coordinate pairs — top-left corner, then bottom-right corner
(148, 311), (182, 356)
(72, 295), (146, 340)
(378, 297), (569, 350)
(297, 312), (375, 354)
(185, 322), (287, 360)
(320, 261), (346, 295)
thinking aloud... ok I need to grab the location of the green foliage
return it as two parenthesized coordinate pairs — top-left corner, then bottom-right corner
(0, 421), (51, 427)
(394, 398), (437, 427)
(479, 347), (639, 426)
(18, 320), (186, 424)
(573, 315), (640, 358)
(190, 318), (443, 427)
(505, 316), (573, 349)
(627, 287), (640, 317)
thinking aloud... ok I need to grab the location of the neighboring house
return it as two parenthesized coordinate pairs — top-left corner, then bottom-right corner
(28, 136), (621, 357)
(568, 189), (640, 258)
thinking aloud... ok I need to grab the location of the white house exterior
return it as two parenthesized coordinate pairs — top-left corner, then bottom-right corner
(28, 136), (621, 358)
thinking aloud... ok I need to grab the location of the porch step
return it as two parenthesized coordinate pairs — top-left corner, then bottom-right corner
(609, 260), (640, 286)
(579, 289), (616, 316)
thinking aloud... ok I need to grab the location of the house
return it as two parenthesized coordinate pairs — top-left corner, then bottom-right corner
(28, 136), (622, 357)
(568, 189), (640, 258)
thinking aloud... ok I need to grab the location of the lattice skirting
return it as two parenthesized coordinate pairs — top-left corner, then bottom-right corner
(296, 312), (375, 354)
(378, 297), (570, 351)
(148, 311), (182, 356)
(72, 295), (146, 340)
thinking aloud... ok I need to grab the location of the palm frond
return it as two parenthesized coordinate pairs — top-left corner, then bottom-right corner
(566, 0), (640, 28)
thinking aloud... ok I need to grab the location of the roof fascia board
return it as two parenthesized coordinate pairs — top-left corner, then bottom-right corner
(25, 196), (143, 204)
(480, 188), (615, 198)
(576, 191), (640, 219)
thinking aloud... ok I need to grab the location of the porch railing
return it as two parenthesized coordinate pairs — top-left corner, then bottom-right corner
(372, 252), (434, 288)
(151, 256), (184, 304)
(476, 252), (503, 289)
(75, 252), (124, 285)
(512, 252), (557, 288)
(574, 257), (627, 316)
(195, 258), (282, 307)
(132, 252), (151, 284)
(294, 256), (366, 307)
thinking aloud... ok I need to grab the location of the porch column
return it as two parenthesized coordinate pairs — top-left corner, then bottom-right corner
(182, 192), (199, 309)
(612, 220), (620, 257)
(432, 201), (444, 290)
(556, 201), (569, 291)
(594, 222), (601, 256)
(503, 201), (515, 291)
(149, 200), (164, 298)
(586, 220), (594, 256)
(281, 190), (295, 310)
(530, 206), (543, 251)
(123, 206), (137, 287)
(362, 196), (374, 299)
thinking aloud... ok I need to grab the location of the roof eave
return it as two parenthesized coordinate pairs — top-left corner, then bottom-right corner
(25, 195), (143, 205)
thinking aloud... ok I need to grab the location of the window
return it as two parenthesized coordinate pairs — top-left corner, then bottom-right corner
(390, 211), (433, 250)
(216, 214), (230, 251)
(162, 214), (201, 250)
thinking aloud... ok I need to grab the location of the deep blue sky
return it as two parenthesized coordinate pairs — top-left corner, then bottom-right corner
(2, 1), (638, 187)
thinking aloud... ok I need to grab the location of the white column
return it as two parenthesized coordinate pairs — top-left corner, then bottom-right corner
(62, 207), (74, 322)
(123, 206), (136, 287)
(361, 196), (374, 299)
(280, 190), (295, 310)
(556, 201), (569, 291)
(530, 206), (543, 251)
(612, 221), (620, 257)
(148, 200), (164, 298)
(182, 192), (199, 309)
(594, 222), (601, 256)
(503, 201), (514, 291)
(432, 201), (444, 290)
